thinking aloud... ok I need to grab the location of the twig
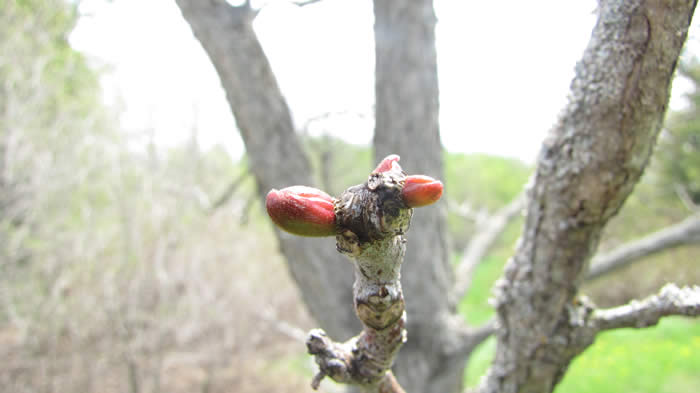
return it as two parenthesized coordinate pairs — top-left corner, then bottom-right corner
(586, 214), (700, 280)
(454, 192), (525, 300)
(593, 284), (700, 331)
(292, 0), (325, 7)
(452, 317), (497, 355)
(447, 198), (490, 222)
(256, 307), (308, 343)
(305, 161), (412, 392)
(208, 171), (250, 213)
(674, 183), (699, 212)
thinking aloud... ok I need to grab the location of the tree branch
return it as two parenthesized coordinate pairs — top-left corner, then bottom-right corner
(306, 160), (414, 393)
(256, 306), (308, 343)
(675, 183), (699, 212)
(292, 0), (325, 6)
(175, 0), (359, 341)
(587, 214), (700, 280)
(481, 2), (698, 393)
(454, 192), (525, 300)
(593, 283), (700, 331)
(455, 317), (497, 355)
(207, 170), (250, 213)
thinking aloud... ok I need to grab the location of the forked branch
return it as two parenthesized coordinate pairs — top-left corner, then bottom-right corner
(265, 155), (443, 392)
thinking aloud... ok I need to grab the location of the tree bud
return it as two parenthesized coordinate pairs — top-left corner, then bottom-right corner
(265, 186), (336, 237)
(373, 154), (401, 173)
(401, 175), (443, 207)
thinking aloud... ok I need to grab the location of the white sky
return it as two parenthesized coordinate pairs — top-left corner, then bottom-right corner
(70, 0), (694, 163)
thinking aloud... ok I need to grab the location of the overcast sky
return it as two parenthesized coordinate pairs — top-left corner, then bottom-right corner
(70, 0), (694, 163)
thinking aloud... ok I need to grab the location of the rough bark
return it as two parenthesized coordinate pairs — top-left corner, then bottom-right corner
(587, 214), (700, 280)
(481, 2), (697, 393)
(174, 0), (359, 340)
(373, 1), (471, 392)
(307, 162), (412, 393)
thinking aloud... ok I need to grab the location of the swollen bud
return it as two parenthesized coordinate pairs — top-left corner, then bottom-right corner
(401, 175), (443, 207)
(265, 186), (336, 237)
(373, 154), (400, 173)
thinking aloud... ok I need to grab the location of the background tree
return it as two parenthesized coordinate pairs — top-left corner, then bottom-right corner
(174, 1), (480, 391)
(174, 0), (700, 392)
(657, 57), (700, 206)
(0, 1), (698, 391)
(1, 3), (313, 392)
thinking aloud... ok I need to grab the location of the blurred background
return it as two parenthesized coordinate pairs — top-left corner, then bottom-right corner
(1, 1), (698, 392)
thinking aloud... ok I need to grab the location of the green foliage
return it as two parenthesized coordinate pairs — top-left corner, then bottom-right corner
(444, 153), (531, 209)
(0, 0), (118, 273)
(445, 153), (531, 251)
(560, 318), (700, 393)
(456, 255), (500, 324)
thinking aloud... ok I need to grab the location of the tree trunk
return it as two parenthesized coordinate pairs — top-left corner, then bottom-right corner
(373, 1), (467, 392)
(174, 0), (360, 340)
(481, 1), (698, 392)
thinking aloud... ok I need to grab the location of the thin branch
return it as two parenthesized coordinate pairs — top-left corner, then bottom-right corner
(593, 283), (700, 331)
(675, 183), (699, 212)
(586, 214), (700, 281)
(207, 171), (250, 213)
(292, 0), (325, 7)
(256, 307), (308, 343)
(447, 198), (490, 222)
(454, 192), (525, 300)
(456, 317), (497, 355)
(238, 194), (256, 225)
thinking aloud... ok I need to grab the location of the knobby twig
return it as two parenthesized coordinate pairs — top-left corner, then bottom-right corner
(305, 161), (413, 393)
(587, 214), (700, 280)
(593, 283), (700, 331)
(265, 155), (442, 392)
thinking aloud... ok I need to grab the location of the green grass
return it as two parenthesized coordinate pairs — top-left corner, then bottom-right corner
(558, 317), (700, 393)
(457, 254), (502, 325)
(462, 317), (700, 393)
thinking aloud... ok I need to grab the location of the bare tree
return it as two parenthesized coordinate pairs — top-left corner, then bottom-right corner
(173, 1), (700, 392)
(173, 0), (360, 342)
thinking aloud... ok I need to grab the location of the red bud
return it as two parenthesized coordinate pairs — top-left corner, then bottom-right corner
(265, 186), (336, 237)
(373, 154), (400, 173)
(401, 175), (443, 207)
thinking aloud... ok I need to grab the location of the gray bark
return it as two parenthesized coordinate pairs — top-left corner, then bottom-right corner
(373, 1), (472, 392)
(176, 1), (699, 393)
(308, 162), (413, 393)
(482, 2), (697, 393)
(592, 283), (700, 330)
(174, 0), (359, 340)
(587, 214), (700, 280)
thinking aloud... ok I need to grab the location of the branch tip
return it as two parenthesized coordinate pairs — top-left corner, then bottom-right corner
(311, 371), (325, 390)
